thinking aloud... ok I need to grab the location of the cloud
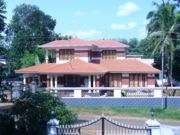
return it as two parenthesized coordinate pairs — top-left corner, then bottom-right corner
(111, 22), (137, 30)
(74, 11), (85, 17)
(117, 1), (139, 16)
(65, 30), (102, 38)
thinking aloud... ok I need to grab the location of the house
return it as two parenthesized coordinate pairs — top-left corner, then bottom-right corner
(16, 38), (160, 97)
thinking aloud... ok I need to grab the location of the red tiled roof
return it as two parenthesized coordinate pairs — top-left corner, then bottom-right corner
(99, 59), (160, 73)
(16, 59), (107, 74)
(40, 38), (129, 49)
(40, 38), (92, 48)
(16, 59), (160, 74)
(91, 40), (128, 48)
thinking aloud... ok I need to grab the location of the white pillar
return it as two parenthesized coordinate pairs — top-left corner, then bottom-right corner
(45, 49), (49, 63)
(47, 74), (50, 88)
(23, 74), (27, 85)
(88, 75), (91, 93)
(145, 118), (160, 135)
(55, 75), (57, 88)
(93, 75), (96, 93)
(88, 75), (91, 87)
(74, 89), (82, 98)
(50, 75), (53, 88)
(114, 89), (122, 97)
(154, 89), (162, 97)
(54, 75), (58, 96)
(93, 75), (96, 87)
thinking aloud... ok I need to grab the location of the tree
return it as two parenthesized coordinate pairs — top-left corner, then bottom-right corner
(0, 0), (6, 33)
(20, 51), (40, 68)
(146, 0), (179, 86)
(127, 38), (140, 55)
(7, 92), (76, 135)
(7, 4), (56, 70)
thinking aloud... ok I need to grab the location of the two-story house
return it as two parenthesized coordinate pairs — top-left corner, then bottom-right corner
(16, 38), (160, 97)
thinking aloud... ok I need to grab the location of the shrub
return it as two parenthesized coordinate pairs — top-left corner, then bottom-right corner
(11, 91), (76, 135)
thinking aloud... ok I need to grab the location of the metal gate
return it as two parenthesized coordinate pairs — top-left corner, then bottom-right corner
(56, 116), (151, 135)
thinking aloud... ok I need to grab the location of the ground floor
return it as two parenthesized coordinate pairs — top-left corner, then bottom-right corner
(23, 73), (156, 88)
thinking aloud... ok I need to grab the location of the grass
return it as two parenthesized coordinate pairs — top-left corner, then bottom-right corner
(67, 106), (180, 120)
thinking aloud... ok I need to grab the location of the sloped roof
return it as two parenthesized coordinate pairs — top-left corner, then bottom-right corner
(99, 59), (160, 73)
(16, 59), (107, 74)
(16, 59), (160, 74)
(40, 38), (129, 49)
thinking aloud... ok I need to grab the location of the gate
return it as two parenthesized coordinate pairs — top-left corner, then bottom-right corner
(56, 116), (151, 135)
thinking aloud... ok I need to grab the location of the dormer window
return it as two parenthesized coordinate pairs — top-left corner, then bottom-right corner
(102, 50), (116, 59)
(59, 49), (74, 60)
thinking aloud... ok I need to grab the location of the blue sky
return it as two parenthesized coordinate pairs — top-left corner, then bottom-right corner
(6, 0), (162, 40)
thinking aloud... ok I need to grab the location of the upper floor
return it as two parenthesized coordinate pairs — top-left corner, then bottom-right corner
(40, 38), (129, 64)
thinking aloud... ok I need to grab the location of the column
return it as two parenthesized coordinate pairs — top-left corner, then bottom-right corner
(55, 75), (57, 88)
(50, 75), (53, 89)
(46, 75), (50, 88)
(88, 75), (91, 93)
(45, 49), (49, 63)
(54, 75), (58, 96)
(93, 75), (96, 87)
(23, 74), (27, 85)
(56, 49), (59, 63)
(88, 75), (91, 87)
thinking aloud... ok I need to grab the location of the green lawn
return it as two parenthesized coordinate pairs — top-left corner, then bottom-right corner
(67, 106), (180, 120)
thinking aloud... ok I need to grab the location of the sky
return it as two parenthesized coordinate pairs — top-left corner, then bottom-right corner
(5, 0), (162, 40)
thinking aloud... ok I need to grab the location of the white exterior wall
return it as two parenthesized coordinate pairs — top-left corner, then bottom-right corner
(117, 57), (125, 60)
(78, 57), (89, 62)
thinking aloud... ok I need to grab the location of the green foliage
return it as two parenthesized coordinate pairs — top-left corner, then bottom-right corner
(20, 51), (39, 68)
(68, 106), (180, 120)
(146, 1), (180, 83)
(11, 92), (76, 135)
(173, 46), (180, 80)
(0, 114), (15, 135)
(7, 4), (56, 70)
(0, 0), (6, 33)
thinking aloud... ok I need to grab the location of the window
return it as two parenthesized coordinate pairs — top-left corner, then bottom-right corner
(59, 49), (74, 60)
(102, 50), (116, 59)
(129, 74), (147, 87)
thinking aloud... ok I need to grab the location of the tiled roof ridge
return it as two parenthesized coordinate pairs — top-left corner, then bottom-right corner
(40, 38), (129, 48)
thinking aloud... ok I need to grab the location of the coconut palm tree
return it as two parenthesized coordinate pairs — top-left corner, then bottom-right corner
(146, 0), (178, 88)
(0, 0), (6, 33)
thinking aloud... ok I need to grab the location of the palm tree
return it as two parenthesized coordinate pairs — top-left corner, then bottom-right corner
(0, 0), (6, 33)
(146, 0), (178, 88)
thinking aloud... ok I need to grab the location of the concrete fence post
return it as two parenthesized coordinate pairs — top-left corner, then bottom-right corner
(47, 108), (60, 135)
(114, 89), (122, 97)
(47, 118), (60, 135)
(145, 109), (161, 135)
(145, 119), (160, 135)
